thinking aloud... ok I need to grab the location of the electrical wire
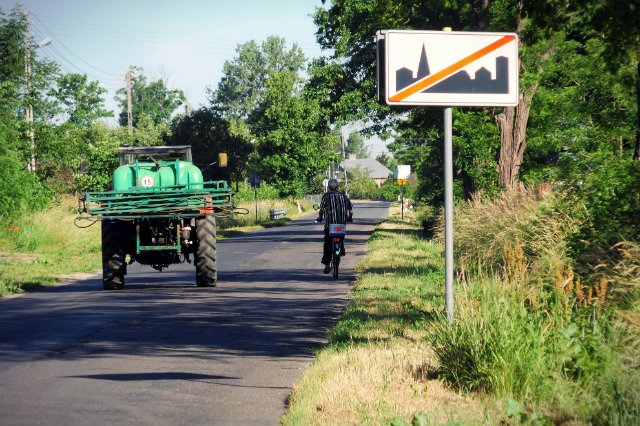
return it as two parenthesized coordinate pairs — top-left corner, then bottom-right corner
(31, 12), (322, 59)
(31, 13), (123, 79)
(31, 25), (124, 87)
(33, 13), (323, 53)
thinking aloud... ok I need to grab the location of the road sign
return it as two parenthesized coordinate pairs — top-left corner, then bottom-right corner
(377, 30), (519, 106)
(394, 165), (411, 180)
(397, 179), (407, 186)
(249, 170), (262, 189)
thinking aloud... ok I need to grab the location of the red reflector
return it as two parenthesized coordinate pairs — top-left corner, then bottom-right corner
(200, 196), (214, 214)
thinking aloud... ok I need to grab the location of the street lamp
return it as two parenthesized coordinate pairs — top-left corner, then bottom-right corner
(25, 36), (52, 172)
(37, 37), (51, 48)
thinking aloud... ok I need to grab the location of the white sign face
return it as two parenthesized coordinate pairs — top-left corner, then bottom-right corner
(379, 30), (519, 107)
(394, 165), (411, 180)
(140, 176), (154, 188)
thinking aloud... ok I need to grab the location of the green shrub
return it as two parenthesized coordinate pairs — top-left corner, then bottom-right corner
(428, 278), (640, 423)
(563, 153), (640, 250)
(0, 131), (50, 221)
(74, 124), (130, 192)
(235, 181), (281, 202)
(347, 168), (380, 199)
(415, 204), (439, 237)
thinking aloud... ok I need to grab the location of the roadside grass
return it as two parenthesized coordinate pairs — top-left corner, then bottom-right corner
(0, 196), (315, 297)
(283, 199), (640, 425)
(217, 199), (314, 236)
(282, 212), (494, 426)
(0, 196), (102, 296)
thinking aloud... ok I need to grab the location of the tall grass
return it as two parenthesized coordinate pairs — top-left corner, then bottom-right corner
(428, 187), (640, 424)
(429, 278), (640, 423)
(435, 187), (580, 283)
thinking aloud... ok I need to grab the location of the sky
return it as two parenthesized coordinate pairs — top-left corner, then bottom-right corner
(0, 0), (388, 156)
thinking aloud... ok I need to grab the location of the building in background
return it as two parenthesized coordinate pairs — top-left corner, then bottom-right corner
(334, 155), (392, 187)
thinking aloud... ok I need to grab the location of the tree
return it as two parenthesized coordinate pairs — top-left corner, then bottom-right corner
(167, 107), (253, 190)
(210, 36), (306, 119)
(115, 67), (185, 127)
(532, 0), (640, 161)
(313, 0), (639, 194)
(208, 35), (336, 195)
(0, 8), (24, 158)
(376, 152), (392, 168)
(0, 6), (60, 177)
(251, 71), (332, 197)
(345, 132), (369, 158)
(0, 6), (27, 118)
(52, 73), (112, 126)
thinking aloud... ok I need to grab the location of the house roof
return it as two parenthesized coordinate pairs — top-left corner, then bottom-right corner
(338, 158), (392, 179)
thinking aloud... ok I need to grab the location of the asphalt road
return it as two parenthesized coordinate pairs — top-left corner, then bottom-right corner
(0, 201), (390, 426)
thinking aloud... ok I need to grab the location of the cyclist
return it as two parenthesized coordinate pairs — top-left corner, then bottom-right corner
(316, 178), (353, 273)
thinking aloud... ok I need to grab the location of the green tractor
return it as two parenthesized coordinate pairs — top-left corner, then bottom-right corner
(78, 146), (236, 290)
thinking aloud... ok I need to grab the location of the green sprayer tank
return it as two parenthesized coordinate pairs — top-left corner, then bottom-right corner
(112, 159), (205, 191)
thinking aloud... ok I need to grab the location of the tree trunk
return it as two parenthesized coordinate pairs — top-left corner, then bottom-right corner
(495, 83), (538, 191)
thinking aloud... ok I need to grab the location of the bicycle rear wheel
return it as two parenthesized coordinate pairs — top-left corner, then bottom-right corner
(332, 241), (340, 279)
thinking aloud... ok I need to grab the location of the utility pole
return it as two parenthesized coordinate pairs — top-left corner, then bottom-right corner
(126, 68), (133, 134)
(340, 133), (349, 195)
(23, 7), (35, 172)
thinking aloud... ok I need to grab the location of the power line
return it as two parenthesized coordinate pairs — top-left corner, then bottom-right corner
(30, 25), (124, 88)
(30, 13), (323, 60)
(33, 13), (324, 52)
(31, 12), (123, 79)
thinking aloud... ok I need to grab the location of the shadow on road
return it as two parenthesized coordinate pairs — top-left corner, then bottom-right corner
(0, 202), (388, 367)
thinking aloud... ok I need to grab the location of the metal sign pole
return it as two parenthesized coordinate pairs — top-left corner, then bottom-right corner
(378, 27), (519, 325)
(252, 170), (259, 223)
(255, 185), (258, 223)
(401, 186), (404, 220)
(444, 106), (454, 323)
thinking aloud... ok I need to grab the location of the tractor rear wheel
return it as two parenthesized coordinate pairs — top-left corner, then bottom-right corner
(101, 220), (125, 290)
(195, 215), (217, 287)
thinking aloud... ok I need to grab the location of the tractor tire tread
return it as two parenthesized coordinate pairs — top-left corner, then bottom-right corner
(196, 215), (217, 287)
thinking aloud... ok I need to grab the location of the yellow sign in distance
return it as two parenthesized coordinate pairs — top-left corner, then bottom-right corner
(397, 178), (408, 186)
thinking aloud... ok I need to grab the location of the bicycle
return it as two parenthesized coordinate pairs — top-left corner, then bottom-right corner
(328, 223), (346, 279)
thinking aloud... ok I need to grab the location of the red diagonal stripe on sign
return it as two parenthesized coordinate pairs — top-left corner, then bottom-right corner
(389, 35), (516, 102)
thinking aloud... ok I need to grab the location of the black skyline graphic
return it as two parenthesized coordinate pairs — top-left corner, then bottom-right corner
(396, 44), (509, 94)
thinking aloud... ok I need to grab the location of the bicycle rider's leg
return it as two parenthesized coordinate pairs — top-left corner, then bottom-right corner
(322, 227), (332, 271)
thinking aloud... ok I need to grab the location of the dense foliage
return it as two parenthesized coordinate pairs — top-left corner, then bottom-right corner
(0, 5), (340, 218)
(311, 0), (639, 203)
(209, 36), (336, 197)
(2, 0), (638, 240)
